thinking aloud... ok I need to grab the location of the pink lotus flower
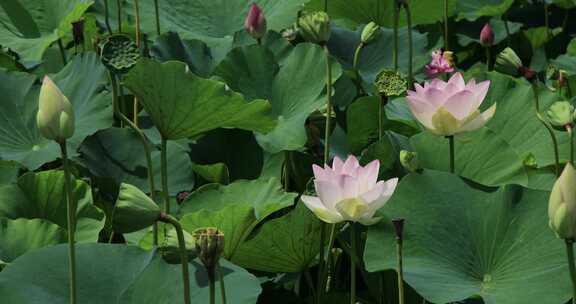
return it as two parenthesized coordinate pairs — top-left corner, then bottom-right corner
(406, 73), (496, 136)
(244, 3), (267, 40)
(301, 155), (398, 225)
(425, 49), (454, 79)
(480, 23), (495, 46)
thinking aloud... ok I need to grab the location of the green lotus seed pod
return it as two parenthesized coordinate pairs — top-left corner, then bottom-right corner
(100, 34), (140, 74)
(112, 183), (161, 233)
(192, 227), (224, 269)
(374, 69), (407, 97)
(549, 163), (576, 239)
(546, 101), (575, 130)
(161, 229), (197, 264)
(495, 47), (523, 77)
(400, 150), (420, 173)
(37, 76), (75, 143)
(298, 11), (331, 44)
(361, 22), (380, 45)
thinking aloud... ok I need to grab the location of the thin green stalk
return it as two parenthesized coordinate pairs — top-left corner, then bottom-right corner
(566, 239), (576, 303)
(209, 267), (216, 304)
(133, 0), (141, 126)
(60, 141), (77, 304)
(218, 263), (227, 304)
(532, 82), (561, 176)
(159, 214), (191, 304)
(447, 135), (455, 173)
(443, 0), (449, 50)
(396, 236), (405, 304)
(353, 43), (365, 96)
(393, 3), (399, 71)
(323, 224), (337, 293)
(116, 0), (122, 33)
(324, 0), (328, 12)
(403, 2), (413, 86)
(161, 137), (170, 214)
(154, 0), (161, 35)
(57, 39), (67, 66)
(317, 223), (327, 304)
(283, 151), (290, 191)
(103, 0), (113, 34)
(108, 231), (114, 243)
(323, 45), (333, 164)
(485, 47), (492, 71)
(379, 96), (386, 140)
(568, 125), (574, 164)
(350, 223), (357, 304)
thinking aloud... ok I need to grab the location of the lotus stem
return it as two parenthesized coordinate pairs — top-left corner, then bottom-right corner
(447, 135), (455, 173)
(566, 239), (576, 304)
(403, 2), (413, 86)
(161, 137), (170, 214)
(544, 3), (550, 42)
(209, 266), (216, 304)
(133, 0), (141, 126)
(59, 141), (77, 304)
(103, 0), (113, 34)
(317, 223), (337, 303)
(116, 0), (122, 32)
(532, 82), (560, 176)
(443, 0), (449, 50)
(485, 47), (492, 71)
(159, 213), (191, 304)
(218, 263), (227, 304)
(304, 269), (316, 297)
(324, 0), (328, 12)
(350, 223), (357, 304)
(568, 125), (574, 164)
(396, 234), (405, 304)
(110, 73), (158, 244)
(353, 43), (365, 95)
(154, 0), (161, 35)
(393, 3), (399, 71)
(283, 151), (290, 191)
(379, 96), (386, 140)
(57, 39), (67, 67)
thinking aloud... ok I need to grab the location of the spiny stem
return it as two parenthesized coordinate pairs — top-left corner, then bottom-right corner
(396, 235), (405, 304)
(161, 137), (170, 214)
(393, 2), (399, 71)
(133, 0), (141, 126)
(403, 2), (413, 86)
(159, 214), (191, 304)
(154, 0), (161, 35)
(103, 0), (113, 34)
(323, 44), (333, 164)
(443, 0), (449, 51)
(350, 223), (357, 304)
(60, 141), (77, 304)
(447, 135), (455, 173)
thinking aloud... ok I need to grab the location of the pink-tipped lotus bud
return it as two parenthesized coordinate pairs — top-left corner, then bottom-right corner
(244, 3), (267, 40)
(480, 23), (494, 46)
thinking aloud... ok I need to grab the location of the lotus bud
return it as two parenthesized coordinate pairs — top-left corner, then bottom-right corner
(193, 227), (225, 269)
(112, 183), (161, 233)
(71, 18), (85, 46)
(495, 47), (523, 77)
(37, 76), (75, 143)
(244, 3), (267, 40)
(546, 101), (575, 130)
(161, 229), (196, 263)
(374, 69), (407, 97)
(549, 163), (576, 239)
(298, 11), (331, 44)
(400, 150), (420, 173)
(480, 23), (494, 47)
(361, 22), (380, 45)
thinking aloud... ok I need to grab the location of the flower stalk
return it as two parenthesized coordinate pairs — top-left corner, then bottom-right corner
(443, 0), (449, 50)
(350, 222), (357, 304)
(103, 0), (113, 34)
(60, 141), (77, 304)
(393, 2), (399, 71)
(154, 0), (161, 35)
(568, 125), (574, 164)
(392, 219), (405, 304)
(447, 135), (455, 173)
(159, 213), (191, 304)
(218, 263), (227, 304)
(161, 137), (170, 214)
(116, 0), (122, 32)
(566, 239), (576, 303)
(531, 82), (561, 176)
(403, 2), (413, 86)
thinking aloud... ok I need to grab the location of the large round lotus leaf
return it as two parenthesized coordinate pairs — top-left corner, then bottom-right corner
(123, 58), (276, 140)
(214, 43), (341, 153)
(0, 243), (262, 304)
(0, 53), (113, 170)
(231, 203), (325, 273)
(364, 170), (571, 304)
(151, 32), (215, 78)
(0, 218), (66, 263)
(0, 170), (104, 243)
(78, 127), (194, 195)
(179, 178), (297, 259)
(0, 0), (93, 66)
(410, 128), (528, 187)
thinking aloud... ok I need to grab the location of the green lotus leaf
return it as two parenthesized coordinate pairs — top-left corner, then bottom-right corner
(0, 218), (66, 263)
(123, 58), (276, 140)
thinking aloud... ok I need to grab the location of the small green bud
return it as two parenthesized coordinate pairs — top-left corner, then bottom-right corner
(546, 101), (575, 130)
(37, 76), (75, 143)
(298, 11), (331, 44)
(400, 150), (420, 173)
(374, 69), (407, 97)
(361, 22), (380, 45)
(495, 47), (523, 77)
(192, 227), (225, 268)
(549, 163), (576, 239)
(112, 183), (161, 233)
(161, 228), (197, 264)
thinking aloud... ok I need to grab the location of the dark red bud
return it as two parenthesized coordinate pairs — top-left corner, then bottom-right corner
(392, 218), (405, 241)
